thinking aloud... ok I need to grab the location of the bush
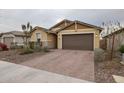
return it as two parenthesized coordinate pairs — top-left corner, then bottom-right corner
(42, 47), (50, 52)
(29, 42), (35, 49)
(119, 45), (124, 53)
(33, 46), (42, 52)
(94, 48), (105, 62)
(0, 43), (8, 51)
(19, 47), (34, 55)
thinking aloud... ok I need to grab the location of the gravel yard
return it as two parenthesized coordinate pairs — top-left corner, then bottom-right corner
(95, 58), (124, 83)
(1, 49), (124, 83)
(0, 50), (47, 64)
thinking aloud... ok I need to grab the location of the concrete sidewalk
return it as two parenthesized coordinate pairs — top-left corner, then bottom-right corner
(0, 61), (91, 83)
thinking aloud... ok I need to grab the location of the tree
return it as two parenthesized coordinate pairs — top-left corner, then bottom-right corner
(101, 20), (123, 60)
(101, 20), (123, 37)
(21, 22), (32, 47)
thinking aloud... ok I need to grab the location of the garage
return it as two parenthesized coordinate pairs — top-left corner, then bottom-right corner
(3, 37), (14, 47)
(62, 33), (94, 50)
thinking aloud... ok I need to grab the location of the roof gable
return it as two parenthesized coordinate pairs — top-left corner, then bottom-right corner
(1, 31), (26, 37)
(49, 19), (72, 30)
(55, 20), (103, 33)
(31, 26), (48, 33)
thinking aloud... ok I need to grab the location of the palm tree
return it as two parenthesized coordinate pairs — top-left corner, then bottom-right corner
(21, 22), (32, 47)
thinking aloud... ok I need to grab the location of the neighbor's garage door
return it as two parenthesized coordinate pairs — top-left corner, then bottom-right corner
(3, 37), (14, 47)
(62, 34), (94, 50)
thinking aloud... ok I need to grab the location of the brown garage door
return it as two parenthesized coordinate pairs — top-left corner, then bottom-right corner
(62, 34), (94, 50)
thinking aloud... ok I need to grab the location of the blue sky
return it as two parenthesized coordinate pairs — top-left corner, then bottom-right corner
(0, 9), (124, 32)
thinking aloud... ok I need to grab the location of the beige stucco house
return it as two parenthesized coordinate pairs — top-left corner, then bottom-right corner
(0, 31), (28, 48)
(30, 19), (102, 50)
(30, 26), (57, 48)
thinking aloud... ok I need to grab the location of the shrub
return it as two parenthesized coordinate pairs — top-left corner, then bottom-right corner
(29, 42), (35, 49)
(19, 47), (34, 55)
(119, 45), (124, 53)
(42, 47), (50, 52)
(33, 46), (42, 52)
(0, 43), (8, 51)
(94, 48), (105, 62)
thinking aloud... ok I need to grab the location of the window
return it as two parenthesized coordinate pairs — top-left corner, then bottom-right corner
(36, 33), (41, 39)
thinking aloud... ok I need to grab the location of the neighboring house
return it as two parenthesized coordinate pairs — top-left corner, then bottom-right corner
(30, 26), (57, 48)
(31, 19), (102, 50)
(0, 31), (29, 47)
(103, 28), (124, 51)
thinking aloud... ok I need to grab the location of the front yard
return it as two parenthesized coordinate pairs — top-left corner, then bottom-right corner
(95, 51), (124, 83)
(0, 49), (47, 64)
(0, 50), (94, 81)
(1, 48), (124, 82)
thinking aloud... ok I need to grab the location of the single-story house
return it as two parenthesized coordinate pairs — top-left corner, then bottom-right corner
(30, 19), (102, 50)
(103, 28), (124, 51)
(30, 26), (57, 48)
(0, 31), (29, 48)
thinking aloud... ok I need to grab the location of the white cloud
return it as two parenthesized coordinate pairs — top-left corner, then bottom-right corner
(0, 9), (124, 33)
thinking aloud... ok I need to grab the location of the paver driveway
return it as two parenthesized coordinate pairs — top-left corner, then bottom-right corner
(0, 61), (90, 83)
(21, 50), (94, 81)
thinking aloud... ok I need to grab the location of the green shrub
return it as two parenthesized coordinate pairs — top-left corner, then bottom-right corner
(29, 42), (35, 49)
(42, 47), (50, 52)
(119, 45), (124, 53)
(19, 47), (34, 55)
(33, 46), (42, 52)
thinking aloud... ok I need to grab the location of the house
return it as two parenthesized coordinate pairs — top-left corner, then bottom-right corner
(0, 31), (29, 47)
(30, 19), (102, 50)
(30, 26), (57, 48)
(103, 28), (124, 51)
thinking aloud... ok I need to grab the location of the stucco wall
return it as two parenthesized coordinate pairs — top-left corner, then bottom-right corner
(57, 29), (100, 50)
(1, 34), (15, 43)
(47, 34), (57, 48)
(30, 28), (57, 48)
(30, 29), (47, 42)
(1, 33), (25, 46)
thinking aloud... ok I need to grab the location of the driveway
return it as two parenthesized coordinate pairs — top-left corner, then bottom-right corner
(21, 50), (94, 81)
(0, 61), (90, 83)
